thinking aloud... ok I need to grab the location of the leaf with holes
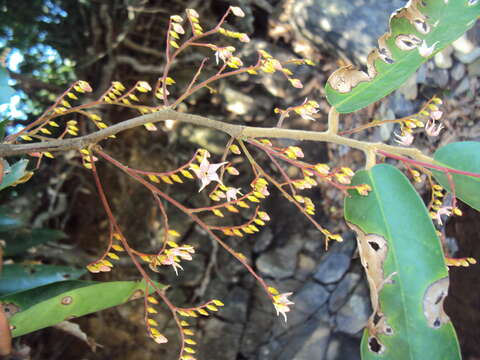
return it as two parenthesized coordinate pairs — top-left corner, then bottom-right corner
(344, 164), (460, 359)
(0, 264), (86, 295)
(432, 141), (480, 212)
(1, 280), (166, 337)
(326, 0), (480, 113)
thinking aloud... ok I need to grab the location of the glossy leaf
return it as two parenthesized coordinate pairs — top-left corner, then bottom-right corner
(0, 68), (15, 105)
(2, 280), (165, 337)
(0, 159), (28, 191)
(344, 164), (460, 359)
(3, 228), (67, 257)
(0, 264), (85, 295)
(432, 141), (480, 211)
(326, 0), (480, 113)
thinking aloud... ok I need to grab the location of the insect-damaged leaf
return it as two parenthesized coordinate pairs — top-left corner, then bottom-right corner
(432, 141), (480, 212)
(1, 280), (166, 337)
(344, 164), (460, 359)
(326, 0), (480, 113)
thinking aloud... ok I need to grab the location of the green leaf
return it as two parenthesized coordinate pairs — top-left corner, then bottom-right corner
(2, 280), (165, 337)
(0, 264), (85, 295)
(326, 0), (480, 113)
(344, 164), (460, 360)
(432, 141), (480, 211)
(3, 228), (67, 257)
(0, 159), (29, 191)
(0, 68), (15, 105)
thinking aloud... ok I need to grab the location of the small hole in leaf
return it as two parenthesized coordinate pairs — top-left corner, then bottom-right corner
(433, 318), (441, 328)
(368, 337), (383, 353)
(435, 292), (444, 305)
(62, 273), (71, 279)
(61, 296), (73, 305)
(373, 313), (382, 325)
(368, 241), (380, 251)
(385, 326), (393, 335)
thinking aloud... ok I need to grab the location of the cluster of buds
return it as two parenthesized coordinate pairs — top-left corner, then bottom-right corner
(176, 299), (224, 359)
(145, 295), (168, 344)
(86, 233), (124, 273)
(79, 148), (98, 169)
(256, 50), (308, 89)
(221, 210), (270, 237)
(268, 287), (294, 322)
(394, 97), (444, 146)
(428, 184), (462, 225)
(144, 238), (195, 276)
(275, 98), (320, 123)
(186, 8), (203, 36)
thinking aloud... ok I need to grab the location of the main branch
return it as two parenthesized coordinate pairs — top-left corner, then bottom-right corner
(0, 109), (433, 165)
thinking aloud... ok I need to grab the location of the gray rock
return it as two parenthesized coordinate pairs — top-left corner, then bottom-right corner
(434, 46), (453, 69)
(290, 0), (407, 65)
(256, 237), (301, 279)
(326, 332), (361, 360)
(451, 63), (466, 82)
(428, 68), (449, 88)
(329, 272), (362, 313)
(389, 91), (415, 118)
(295, 253), (317, 281)
(200, 318), (244, 360)
(272, 318), (331, 360)
(314, 253), (351, 284)
(468, 59), (480, 77)
(453, 77), (470, 97)
(218, 286), (250, 323)
(294, 281), (330, 314)
(455, 47), (480, 64)
(335, 281), (371, 335)
(253, 227), (274, 254)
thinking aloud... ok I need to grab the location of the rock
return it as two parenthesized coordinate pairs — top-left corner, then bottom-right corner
(335, 281), (371, 335)
(434, 46), (453, 69)
(389, 91), (415, 118)
(314, 252), (351, 284)
(200, 318), (244, 360)
(295, 253), (317, 281)
(451, 63), (466, 82)
(428, 68), (449, 88)
(294, 281), (330, 314)
(218, 286), (250, 323)
(289, 0), (407, 65)
(253, 227), (274, 253)
(256, 236), (302, 279)
(453, 77), (470, 97)
(329, 272), (362, 313)
(240, 306), (275, 357)
(270, 318), (331, 360)
(224, 87), (255, 116)
(453, 34), (476, 54)
(326, 332), (361, 360)
(468, 59), (480, 77)
(455, 47), (480, 64)
(397, 73), (418, 101)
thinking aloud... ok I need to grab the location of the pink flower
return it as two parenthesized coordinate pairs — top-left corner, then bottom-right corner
(273, 292), (294, 322)
(214, 46), (235, 65)
(430, 110), (443, 121)
(225, 187), (242, 202)
(425, 120), (444, 137)
(394, 131), (414, 146)
(434, 206), (452, 225)
(190, 152), (228, 192)
(162, 245), (195, 275)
